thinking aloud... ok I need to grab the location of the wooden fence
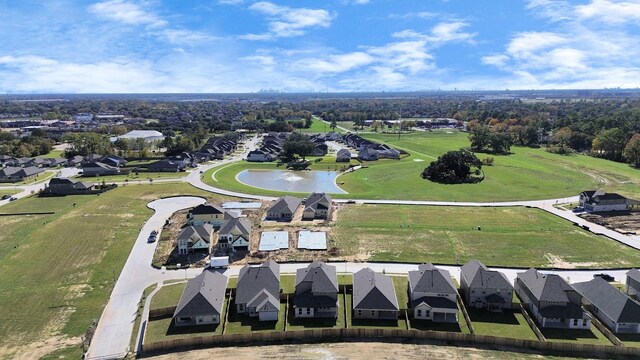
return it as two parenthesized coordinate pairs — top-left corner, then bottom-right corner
(583, 305), (624, 346)
(139, 327), (640, 358)
(149, 306), (176, 320)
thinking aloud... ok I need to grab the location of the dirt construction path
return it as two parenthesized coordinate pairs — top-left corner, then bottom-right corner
(148, 342), (560, 360)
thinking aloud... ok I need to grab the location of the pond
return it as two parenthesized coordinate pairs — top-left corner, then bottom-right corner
(236, 169), (347, 194)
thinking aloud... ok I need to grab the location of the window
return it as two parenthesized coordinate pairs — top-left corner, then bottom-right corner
(417, 309), (422, 317)
(371, 311), (375, 316)
(357, 310), (362, 316)
(573, 319), (578, 326)
(307, 308), (311, 315)
(298, 308), (302, 315)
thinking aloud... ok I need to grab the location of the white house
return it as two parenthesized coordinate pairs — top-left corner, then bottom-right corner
(177, 225), (214, 255)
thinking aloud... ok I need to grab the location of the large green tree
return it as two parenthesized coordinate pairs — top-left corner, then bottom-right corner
(421, 149), (483, 184)
(592, 128), (628, 162)
(624, 133), (640, 167)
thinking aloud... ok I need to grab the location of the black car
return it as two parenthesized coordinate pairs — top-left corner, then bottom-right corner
(9, 197), (17, 202)
(594, 273), (615, 282)
(1, 194), (11, 200)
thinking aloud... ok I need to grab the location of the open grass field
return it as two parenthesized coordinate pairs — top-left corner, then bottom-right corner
(203, 130), (640, 202)
(0, 189), (18, 197)
(467, 309), (537, 340)
(77, 171), (187, 183)
(40, 149), (65, 159)
(0, 182), (217, 357)
(331, 204), (640, 268)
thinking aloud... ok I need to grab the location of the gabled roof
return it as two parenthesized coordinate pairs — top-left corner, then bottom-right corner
(353, 268), (399, 311)
(190, 203), (225, 215)
(268, 195), (301, 215)
(461, 259), (513, 290)
(236, 260), (280, 306)
(295, 261), (338, 294)
(219, 217), (252, 237)
(336, 149), (351, 157)
(517, 268), (574, 303)
(49, 177), (94, 189)
(627, 269), (640, 283)
(83, 161), (118, 170)
(177, 225), (214, 244)
(573, 277), (640, 323)
(174, 271), (227, 317)
(408, 263), (457, 295)
(304, 192), (332, 212)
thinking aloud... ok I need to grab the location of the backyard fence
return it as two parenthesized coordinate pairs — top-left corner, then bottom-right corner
(149, 306), (176, 320)
(139, 327), (640, 358)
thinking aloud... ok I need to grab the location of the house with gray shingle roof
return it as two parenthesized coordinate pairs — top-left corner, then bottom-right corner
(177, 224), (214, 255)
(573, 277), (640, 333)
(236, 260), (280, 321)
(626, 269), (640, 299)
(218, 216), (252, 252)
(408, 263), (458, 323)
(336, 149), (351, 162)
(460, 259), (513, 312)
(515, 268), (591, 329)
(0, 166), (45, 183)
(266, 195), (301, 221)
(44, 177), (95, 195)
(82, 162), (120, 177)
(188, 203), (227, 228)
(173, 271), (228, 326)
(302, 192), (332, 220)
(352, 268), (399, 320)
(294, 261), (338, 318)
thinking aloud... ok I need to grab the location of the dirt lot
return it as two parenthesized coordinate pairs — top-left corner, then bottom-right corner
(147, 341), (563, 360)
(580, 211), (640, 235)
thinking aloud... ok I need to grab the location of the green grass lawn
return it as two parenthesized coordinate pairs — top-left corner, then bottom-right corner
(145, 298), (226, 343)
(0, 189), (18, 197)
(541, 326), (612, 346)
(392, 276), (409, 310)
(281, 275), (296, 294)
(79, 171), (187, 183)
(225, 301), (286, 334)
(40, 149), (65, 159)
(286, 295), (346, 331)
(0, 182), (220, 354)
(331, 204), (640, 268)
(297, 119), (334, 134)
(467, 309), (537, 340)
(203, 130), (640, 202)
(150, 282), (187, 309)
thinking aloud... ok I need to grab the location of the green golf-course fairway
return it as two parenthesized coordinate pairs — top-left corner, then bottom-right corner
(202, 130), (640, 202)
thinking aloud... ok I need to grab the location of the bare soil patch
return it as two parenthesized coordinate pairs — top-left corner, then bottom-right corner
(580, 211), (640, 235)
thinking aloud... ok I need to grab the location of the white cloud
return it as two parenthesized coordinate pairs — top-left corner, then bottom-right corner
(242, 55), (276, 67)
(575, 0), (640, 24)
(296, 52), (374, 73)
(392, 21), (476, 45)
(482, 1), (640, 89)
(242, 2), (334, 40)
(88, 0), (166, 27)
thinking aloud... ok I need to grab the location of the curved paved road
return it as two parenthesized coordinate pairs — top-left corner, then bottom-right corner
(86, 196), (206, 360)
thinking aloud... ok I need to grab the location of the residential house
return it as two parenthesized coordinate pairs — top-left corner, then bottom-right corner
(177, 224), (214, 255)
(173, 271), (228, 326)
(515, 268), (590, 329)
(358, 148), (379, 161)
(408, 263), (458, 323)
(82, 162), (120, 177)
(302, 192), (332, 220)
(294, 261), (339, 318)
(188, 203), (227, 228)
(0, 155), (15, 167)
(627, 269), (640, 299)
(235, 260), (280, 321)
(44, 158), (67, 168)
(352, 268), (399, 320)
(101, 155), (127, 167)
(147, 160), (185, 172)
(82, 154), (104, 164)
(579, 190), (629, 212)
(336, 149), (351, 162)
(573, 277), (640, 333)
(0, 166), (45, 183)
(246, 150), (274, 162)
(44, 177), (95, 195)
(266, 196), (301, 221)
(27, 157), (48, 168)
(67, 155), (84, 167)
(460, 259), (513, 312)
(217, 216), (251, 252)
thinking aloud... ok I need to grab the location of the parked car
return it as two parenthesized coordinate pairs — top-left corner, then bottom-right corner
(9, 197), (17, 202)
(594, 273), (615, 282)
(1, 194), (11, 200)
(147, 232), (157, 243)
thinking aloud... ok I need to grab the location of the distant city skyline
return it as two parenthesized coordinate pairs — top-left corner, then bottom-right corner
(1, 0), (640, 93)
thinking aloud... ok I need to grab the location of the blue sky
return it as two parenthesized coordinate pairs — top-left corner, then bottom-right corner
(1, 0), (640, 93)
